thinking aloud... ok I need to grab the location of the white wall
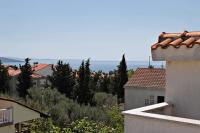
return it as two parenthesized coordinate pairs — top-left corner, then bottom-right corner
(124, 114), (200, 133)
(0, 100), (41, 124)
(166, 60), (200, 119)
(34, 65), (53, 77)
(0, 125), (15, 133)
(125, 87), (165, 110)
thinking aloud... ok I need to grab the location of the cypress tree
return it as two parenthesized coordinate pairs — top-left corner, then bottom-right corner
(76, 61), (85, 104)
(0, 60), (9, 93)
(17, 58), (33, 98)
(116, 54), (128, 103)
(76, 59), (93, 105)
(85, 59), (93, 104)
(49, 60), (75, 98)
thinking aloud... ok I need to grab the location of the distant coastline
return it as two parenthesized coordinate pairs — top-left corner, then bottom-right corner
(0, 57), (23, 63)
(1, 57), (164, 72)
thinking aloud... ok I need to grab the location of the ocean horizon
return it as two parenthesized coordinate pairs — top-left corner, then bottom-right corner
(3, 59), (164, 72)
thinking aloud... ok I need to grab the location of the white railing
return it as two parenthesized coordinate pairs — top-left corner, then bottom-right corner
(0, 107), (13, 125)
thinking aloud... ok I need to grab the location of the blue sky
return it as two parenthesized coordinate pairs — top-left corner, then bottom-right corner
(0, 0), (200, 61)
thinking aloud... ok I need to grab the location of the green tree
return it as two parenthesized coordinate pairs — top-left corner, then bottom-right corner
(17, 58), (33, 98)
(76, 59), (93, 105)
(99, 74), (110, 93)
(84, 59), (93, 104)
(0, 60), (9, 93)
(116, 54), (128, 103)
(49, 60), (75, 98)
(75, 61), (85, 104)
(111, 70), (119, 95)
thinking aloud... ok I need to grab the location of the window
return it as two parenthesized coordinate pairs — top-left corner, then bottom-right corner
(149, 95), (154, 105)
(157, 96), (165, 103)
(145, 99), (149, 106)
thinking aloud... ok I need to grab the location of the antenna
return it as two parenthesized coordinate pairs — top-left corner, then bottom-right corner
(149, 56), (151, 67)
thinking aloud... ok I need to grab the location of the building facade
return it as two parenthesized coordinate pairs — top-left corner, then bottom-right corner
(124, 68), (165, 110)
(0, 97), (47, 133)
(123, 31), (200, 133)
(8, 64), (53, 95)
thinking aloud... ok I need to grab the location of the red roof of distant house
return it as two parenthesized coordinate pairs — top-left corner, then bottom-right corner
(151, 31), (200, 50)
(8, 67), (21, 77)
(31, 73), (43, 79)
(125, 68), (166, 89)
(7, 64), (49, 78)
(32, 64), (50, 71)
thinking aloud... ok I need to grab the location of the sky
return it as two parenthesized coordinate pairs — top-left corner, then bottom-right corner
(0, 0), (200, 61)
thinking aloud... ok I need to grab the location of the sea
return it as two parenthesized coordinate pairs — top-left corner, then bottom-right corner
(4, 59), (165, 72)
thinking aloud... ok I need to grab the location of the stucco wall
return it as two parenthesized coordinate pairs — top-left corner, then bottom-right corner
(124, 114), (200, 133)
(125, 86), (165, 110)
(0, 125), (15, 133)
(0, 100), (40, 124)
(13, 102), (40, 124)
(166, 60), (200, 119)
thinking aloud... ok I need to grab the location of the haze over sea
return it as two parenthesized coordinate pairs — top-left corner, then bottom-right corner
(4, 59), (164, 72)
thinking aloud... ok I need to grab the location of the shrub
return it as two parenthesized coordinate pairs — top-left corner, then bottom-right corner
(93, 92), (117, 108)
(26, 88), (110, 127)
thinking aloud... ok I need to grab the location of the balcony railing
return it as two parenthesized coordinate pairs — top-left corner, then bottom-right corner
(0, 107), (13, 125)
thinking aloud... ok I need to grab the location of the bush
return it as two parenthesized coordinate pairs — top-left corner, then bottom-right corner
(26, 88), (110, 127)
(66, 118), (116, 133)
(93, 92), (117, 108)
(26, 87), (124, 132)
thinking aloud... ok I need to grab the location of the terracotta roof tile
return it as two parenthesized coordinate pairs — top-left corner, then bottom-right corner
(8, 67), (21, 77)
(31, 73), (43, 79)
(152, 31), (200, 50)
(125, 68), (165, 89)
(32, 64), (49, 71)
(7, 64), (47, 78)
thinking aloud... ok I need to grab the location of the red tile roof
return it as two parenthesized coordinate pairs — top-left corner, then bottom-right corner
(125, 68), (166, 89)
(151, 31), (200, 50)
(31, 73), (43, 79)
(8, 67), (21, 77)
(7, 64), (47, 78)
(32, 64), (50, 71)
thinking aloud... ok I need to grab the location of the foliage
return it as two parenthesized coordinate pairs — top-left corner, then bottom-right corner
(26, 87), (112, 127)
(17, 58), (33, 98)
(0, 60), (9, 93)
(66, 118), (116, 133)
(127, 69), (134, 79)
(93, 92), (117, 108)
(98, 74), (111, 93)
(106, 106), (124, 132)
(75, 59), (93, 105)
(89, 71), (101, 92)
(148, 65), (154, 68)
(49, 60), (75, 98)
(115, 54), (128, 103)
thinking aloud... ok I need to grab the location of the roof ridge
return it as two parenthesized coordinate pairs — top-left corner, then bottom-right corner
(137, 68), (165, 70)
(152, 31), (200, 50)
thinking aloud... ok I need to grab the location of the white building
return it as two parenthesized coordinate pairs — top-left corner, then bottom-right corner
(124, 68), (165, 110)
(8, 64), (53, 95)
(0, 97), (48, 133)
(123, 31), (200, 133)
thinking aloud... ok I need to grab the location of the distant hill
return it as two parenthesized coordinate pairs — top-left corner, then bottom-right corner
(0, 57), (23, 63)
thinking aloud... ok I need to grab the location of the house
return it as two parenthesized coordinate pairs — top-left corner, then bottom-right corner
(0, 97), (47, 133)
(31, 64), (53, 88)
(124, 68), (165, 110)
(8, 64), (53, 95)
(123, 31), (200, 133)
